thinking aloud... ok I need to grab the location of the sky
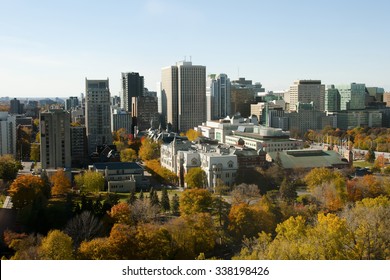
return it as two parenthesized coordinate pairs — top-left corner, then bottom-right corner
(1, 0), (390, 98)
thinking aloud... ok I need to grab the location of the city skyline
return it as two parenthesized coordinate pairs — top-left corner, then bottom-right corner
(1, 0), (390, 98)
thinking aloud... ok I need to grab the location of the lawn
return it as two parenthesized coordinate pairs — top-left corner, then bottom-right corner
(353, 160), (374, 168)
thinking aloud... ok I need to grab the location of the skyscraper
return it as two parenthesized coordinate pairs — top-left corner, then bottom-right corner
(65, 96), (79, 111)
(121, 72), (144, 113)
(40, 109), (71, 169)
(336, 83), (366, 110)
(206, 74), (231, 120)
(325, 85), (340, 112)
(161, 61), (206, 132)
(288, 80), (325, 112)
(85, 79), (112, 154)
(9, 98), (24, 115)
(0, 112), (16, 157)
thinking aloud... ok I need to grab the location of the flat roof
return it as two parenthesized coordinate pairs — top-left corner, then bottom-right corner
(268, 149), (349, 169)
(93, 162), (143, 170)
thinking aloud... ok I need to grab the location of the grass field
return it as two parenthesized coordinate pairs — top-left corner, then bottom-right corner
(353, 160), (374, 168)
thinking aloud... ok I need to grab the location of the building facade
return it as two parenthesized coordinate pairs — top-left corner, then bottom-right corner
(161, 61), (206, 132)
(111, 108), (132, 134)
(9, 98), (24, 115)
(70, 125), (87, 168)
(325, 85), (341, 112)
(85, 79), (112, 154)
(40, 109), (71, 169)
(288, 80), (325, 112)
(0, 112), (17, 157)
(132, 95), (158, 131)
(337, 83), (366, 110)
(65, 96), (79, 111)
(206, 74), (231, 120)
(121, 72), (144, 113)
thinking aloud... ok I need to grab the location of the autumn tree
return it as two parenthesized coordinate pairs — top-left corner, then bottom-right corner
(107, 223), (138, 259)
(108, 202), (132, 225)
(39, 230), (74, 260)
(343, 196), (390, 260)
(0, 155), (23, 182)
(4, 231), (42, 260)
(50, 169), (71, 196)
(185, 129), (202, 141)
(78, 237), (111, 260)
(135, 223), (174, 259)
(167, 213), (218, 259)
(75, 170), (105, 193)
(139, 137), (160, 161)
(8, 175), (48, 209)
(120, 148), (137, 162)
(184, 167), (207, 189)
(179, 189), (213, 215)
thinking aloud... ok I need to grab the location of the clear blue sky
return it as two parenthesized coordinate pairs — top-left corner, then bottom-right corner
(1, 0), (389, 98)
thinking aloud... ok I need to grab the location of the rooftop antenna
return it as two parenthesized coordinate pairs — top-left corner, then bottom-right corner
(190, 55), (192, 62)
(184, 55), (186, 62)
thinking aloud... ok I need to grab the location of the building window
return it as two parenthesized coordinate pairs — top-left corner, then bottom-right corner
(228, 161), (234, 168)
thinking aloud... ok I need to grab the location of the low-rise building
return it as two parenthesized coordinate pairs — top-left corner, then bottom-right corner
(91, 162), (147, 192)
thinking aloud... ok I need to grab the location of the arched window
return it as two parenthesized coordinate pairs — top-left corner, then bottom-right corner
(228, 161), (234, 168)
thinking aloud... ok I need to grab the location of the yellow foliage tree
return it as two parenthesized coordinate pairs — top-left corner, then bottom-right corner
(39, 230), (73, 260)
(50, 169), (71, 196)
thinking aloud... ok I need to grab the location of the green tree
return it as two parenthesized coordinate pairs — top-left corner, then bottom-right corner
(128, 190), (137, 204)
(75, 171), (105, 194)
(365, 149), (376, 163)
(184, 167), (207, 189)
(279, 178), (297, 204)
(160, 187), (170, 212)
(30, 143), (40, 163)
(171, 194), (180, 215)
(120, 148), (137, 162)
(149, 187), (160, 207)
(39, 230), (73, 260)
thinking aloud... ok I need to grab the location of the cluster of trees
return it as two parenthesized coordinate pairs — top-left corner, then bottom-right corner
(0, 155), (23, 185)
(305, 126), (390, 153)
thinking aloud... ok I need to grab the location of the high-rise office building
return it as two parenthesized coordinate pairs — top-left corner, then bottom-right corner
(121, 72), (144, 113)
(0, 112), (16, 157)
(40, 109), (71, 169)
(230, 78), (264, 117)
(325, 85), (341, 112)
(288, 80), (325, 112)
(70, 125), (88, 168)
(132, 95), (158, 131)
(111, 108), (132, 133)
(65, 96), (79, 111)
(206, 74), (231, 120)
(85, 79), (112, 154)
(161, 61), (206, 132)
(336, 83), (366, 110)
(9, 98), (24, 115)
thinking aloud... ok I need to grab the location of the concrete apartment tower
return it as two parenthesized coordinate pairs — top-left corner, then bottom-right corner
(206, 74), (231, 120)
(85, 79), (112, 154)
(121, 72), (144, 113)
(40, 109), (71, 169)
(161, 61), (206, 132)
(288, 80), (325, 112)
(0, 112), (17, 157)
